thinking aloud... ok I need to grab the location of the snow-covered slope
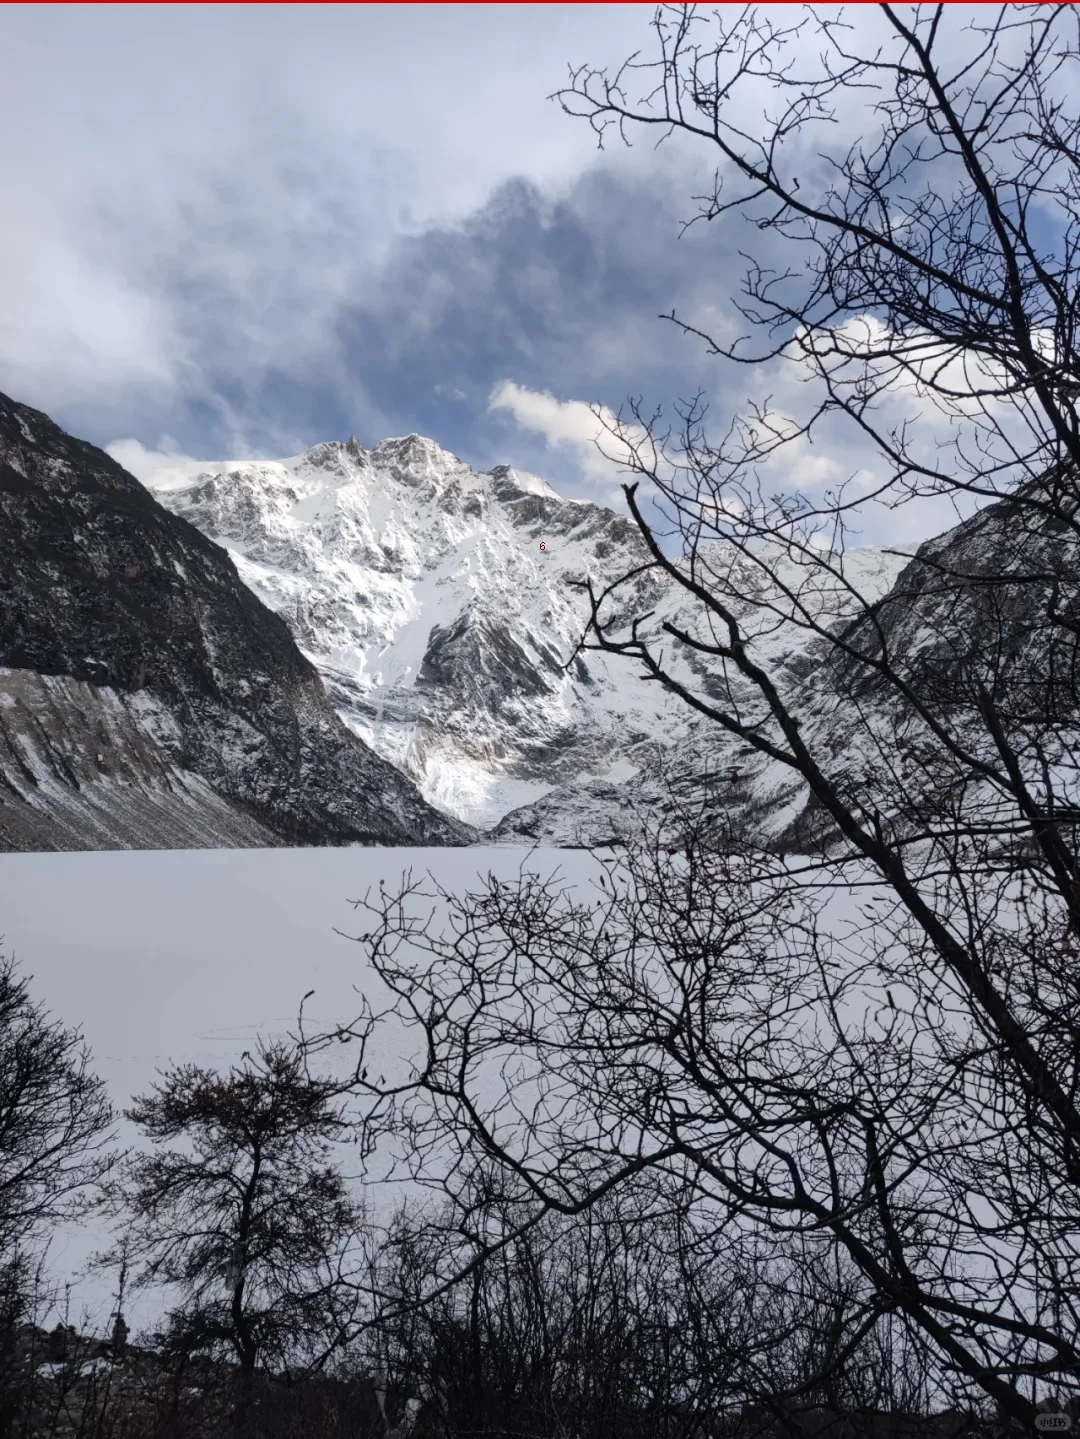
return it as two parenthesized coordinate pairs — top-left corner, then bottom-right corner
(0, 668), (282, 852)
(143, 436), (907, 836)
(145, 437), (687, 826)
(494, 540), (910, 846)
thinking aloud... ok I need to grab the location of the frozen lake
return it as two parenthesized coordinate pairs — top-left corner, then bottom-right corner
(0, 844), (598, 1333)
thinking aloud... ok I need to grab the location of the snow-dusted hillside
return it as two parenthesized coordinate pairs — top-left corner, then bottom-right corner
(0, 392), (469, 852)
(493, 541), (911, 846)
(142, 434), (908, 836)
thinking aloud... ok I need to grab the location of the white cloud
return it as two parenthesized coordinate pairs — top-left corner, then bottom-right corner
(106, 438), (232, 492)
(699, 495), (746, 523)
(0, 4), (653, 427)
(489, 380), (656, 489)
(0, 207), (182, 413)
(789, 313), (1030, 425)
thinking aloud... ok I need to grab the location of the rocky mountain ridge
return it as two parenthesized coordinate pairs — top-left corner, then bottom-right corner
(0, 391), (473, 851)
(6, 387), (1032, 856)
(142, 434), (683, 826)
(139, 432), (909, 842)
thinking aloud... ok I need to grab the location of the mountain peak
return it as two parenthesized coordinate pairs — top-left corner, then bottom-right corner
(140, 429), (655, 824)
(371, 431), (463, 470)
(488, 464), (561, 501)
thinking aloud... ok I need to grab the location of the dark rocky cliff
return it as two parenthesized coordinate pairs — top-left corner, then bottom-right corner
(0, 392), (474, 849)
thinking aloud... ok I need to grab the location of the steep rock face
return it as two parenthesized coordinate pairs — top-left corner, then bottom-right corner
(774, 491), (1080, 847)
(0, 393), (473, 849)
(146, 439), (683, 824)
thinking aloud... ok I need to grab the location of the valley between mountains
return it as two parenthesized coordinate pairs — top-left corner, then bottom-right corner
(0, 387), (986, 852)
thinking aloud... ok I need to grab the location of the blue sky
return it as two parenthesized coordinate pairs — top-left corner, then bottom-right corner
(0, 3), (1034, 544)
(2, 4), (704, 494)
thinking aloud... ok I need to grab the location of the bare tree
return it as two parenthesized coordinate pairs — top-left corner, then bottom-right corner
(0, 954), (114, 1438)
(325, 823), (1001, 1432)
(366, 1169), (939, 1439)
(0, 953), (114, 1259)
(106, 1039), (369, 1434)
(308, 5), (1080, 1432)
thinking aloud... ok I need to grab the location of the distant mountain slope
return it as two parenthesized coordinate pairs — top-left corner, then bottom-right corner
(491, 491), (1079, 854)
(0, 393), (473, 850)
(490, 543), (912, 848)
(142, 436), (704, 825)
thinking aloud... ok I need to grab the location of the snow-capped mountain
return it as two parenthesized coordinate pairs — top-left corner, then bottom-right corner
(5, 387), (1059, 858)
(142, 434), (908, 836)
(144, 436), (682, 826)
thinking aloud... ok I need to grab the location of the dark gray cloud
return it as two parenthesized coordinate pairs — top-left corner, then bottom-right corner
(24, 143), (760, 502)
(335, 165), (744, 488)
(0, 2), (656, 463)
